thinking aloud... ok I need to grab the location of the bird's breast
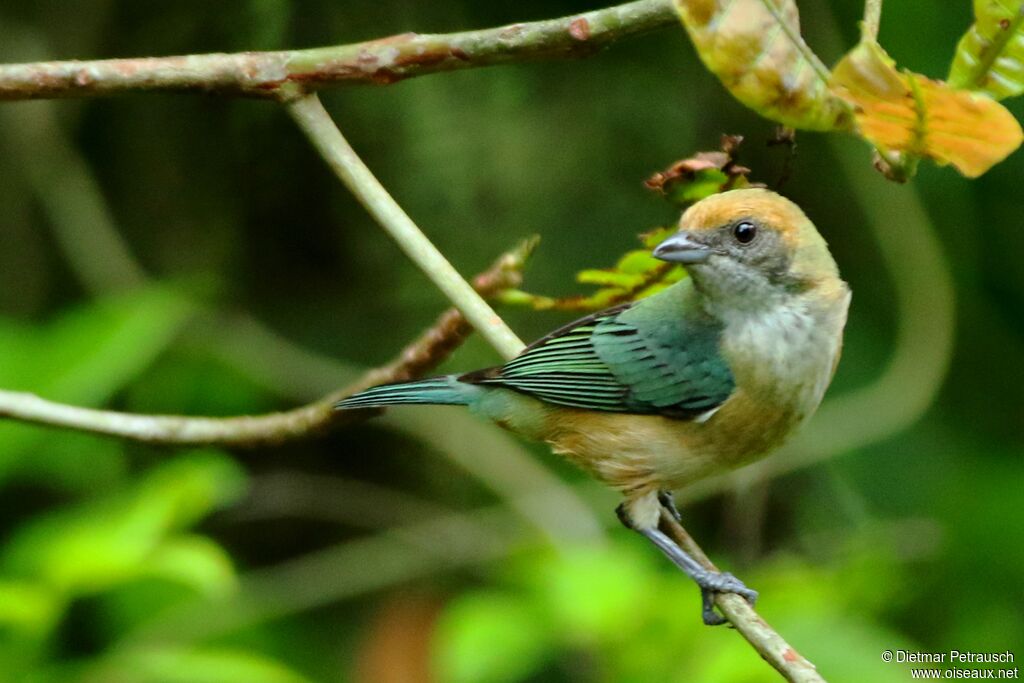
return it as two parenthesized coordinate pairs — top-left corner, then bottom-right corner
(704, 287), (850, 464)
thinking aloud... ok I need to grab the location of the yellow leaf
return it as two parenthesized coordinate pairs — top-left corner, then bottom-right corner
(831, 41), (1023, 177)
(673, 0), (851, 131)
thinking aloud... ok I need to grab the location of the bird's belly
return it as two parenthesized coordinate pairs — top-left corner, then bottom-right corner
(539, 411), (724, 494)
(540, 397), (802, 495)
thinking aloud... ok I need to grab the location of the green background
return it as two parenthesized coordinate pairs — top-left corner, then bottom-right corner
(0, 1), (1020, 681)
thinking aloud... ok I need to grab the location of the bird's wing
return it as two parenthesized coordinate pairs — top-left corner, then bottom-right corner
(461, 301), (735, 418)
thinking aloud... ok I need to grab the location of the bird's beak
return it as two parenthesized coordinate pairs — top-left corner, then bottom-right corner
(653, 231), (714, 264)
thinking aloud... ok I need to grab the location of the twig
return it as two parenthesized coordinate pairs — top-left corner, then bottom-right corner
(0, 242), (531, 446)
(659, 509), (826, 683)
(0, 0), (676, 102)
(862, 0), (883, 41)
(286, 93), (525, 360)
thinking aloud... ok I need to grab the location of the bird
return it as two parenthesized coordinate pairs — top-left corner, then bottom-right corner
(336, 188), (850, 625)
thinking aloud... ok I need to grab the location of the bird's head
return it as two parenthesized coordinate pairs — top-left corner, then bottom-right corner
(653, 188), (842, 310)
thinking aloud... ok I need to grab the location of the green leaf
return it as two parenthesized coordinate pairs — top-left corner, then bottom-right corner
(87, 647), (313, 683)
(500, 241), (684, 313)
(0, 287), (195, 482)
(614, 249), (665, 275)
(670, 168), (731, 203)
(141, 535), (238, 598)
(432, 592), (552, 683)
(524, 545), (654, 643)
(672, 0), (851, 131)
(575, 269), (643, 288)
(644, 136), (757, 206)
(0, 452), (244, 597)
(640, 226), (677, 249)
(948, 0), (1024, 99)
(0, 580), (61, 636)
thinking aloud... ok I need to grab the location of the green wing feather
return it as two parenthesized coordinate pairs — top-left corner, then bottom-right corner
(463, 289), (735, 419)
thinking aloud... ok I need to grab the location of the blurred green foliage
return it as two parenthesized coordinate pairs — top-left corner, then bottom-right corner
(434, 540), (919, 683)
(0, 1), (1021, 682)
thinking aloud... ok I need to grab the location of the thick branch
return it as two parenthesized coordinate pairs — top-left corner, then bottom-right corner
(0, 242), (531, 446)
(659, 509), (825, 683)
(287, 93), (526, 360)
(0, 0), (676, 102)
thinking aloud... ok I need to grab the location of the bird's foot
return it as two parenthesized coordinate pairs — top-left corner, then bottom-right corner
(621, 503), (758, 627)
(693, 570), (758, 626)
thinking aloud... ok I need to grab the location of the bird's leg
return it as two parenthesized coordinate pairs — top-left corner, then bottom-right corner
(639, 525), (758, 626)
(616, 497), (758, 626)
(657, 490), (683, 523)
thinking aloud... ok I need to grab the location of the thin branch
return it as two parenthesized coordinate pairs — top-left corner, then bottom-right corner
(286, 93), (525, 360)
(862, 0), (883, 42)
(659, 510), (826, 683)
(0, 241), (531, 446)
(0, 0), (676, 102)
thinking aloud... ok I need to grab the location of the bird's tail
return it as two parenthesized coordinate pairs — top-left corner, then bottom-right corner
(334, 375), (476, 410)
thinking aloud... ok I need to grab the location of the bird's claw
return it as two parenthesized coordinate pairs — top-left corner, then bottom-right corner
(695, 571), (758, 626)
(701, 589), (727, 626)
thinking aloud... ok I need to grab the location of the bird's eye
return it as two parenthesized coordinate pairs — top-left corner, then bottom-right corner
(733, 221), (757, 244)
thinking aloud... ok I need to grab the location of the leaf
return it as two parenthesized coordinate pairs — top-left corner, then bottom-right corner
(521, 545), (654, 643)
(576, 269), (644, 288)
(0, 452), (245, 597)
(141, 535), (238, 598)
(640, 226), (678, 249)
(0, 580), (61, 636)
(948, 0), (1024, 99)
(497, 256), (684, 313)
(432, 591), (553, 683)
(831, 41), (1024, 177)
(644, 135), (757, 207)
(614, 249), (666, 275)
(672, 0), (850, 131)
(86, 647), (313, 683)
(0, 287), (195, 483)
